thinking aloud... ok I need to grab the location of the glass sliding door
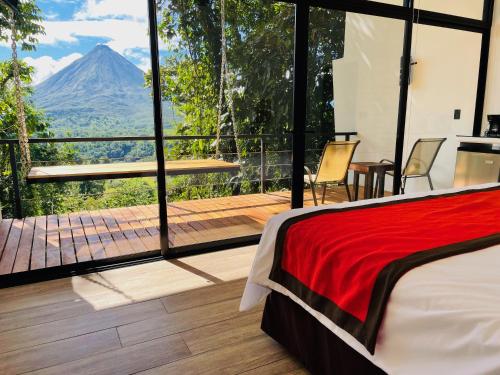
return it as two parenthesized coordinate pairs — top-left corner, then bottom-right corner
(0, 0), (160, 278)
(155, 0), (295, 252)
(403, 24), (481, 192)
(304, 8), (405, 205)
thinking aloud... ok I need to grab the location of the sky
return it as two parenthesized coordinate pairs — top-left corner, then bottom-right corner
(0, 0), (159, 84)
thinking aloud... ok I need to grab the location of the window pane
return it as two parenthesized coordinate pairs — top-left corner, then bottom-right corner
(415, 0), (484, 20)
(0, 0), (161, 268)
(305, 9), (405, 204)
(404, 25), (481, 191)
(156, 0), (295, 249)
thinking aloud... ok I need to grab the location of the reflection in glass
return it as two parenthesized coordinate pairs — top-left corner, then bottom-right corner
(156, 0), (295, 248)
(306, 9), (405, 204)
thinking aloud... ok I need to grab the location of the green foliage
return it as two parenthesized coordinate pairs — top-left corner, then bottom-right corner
(0, 59), (78, 217)
(58, 179), (158, 213)
(149, 0), (345, 199)
(0, 0), (45, 52)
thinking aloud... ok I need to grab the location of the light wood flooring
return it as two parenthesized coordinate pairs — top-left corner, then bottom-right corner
(0, 246), (308, 374)
(0, 187), (362, 276)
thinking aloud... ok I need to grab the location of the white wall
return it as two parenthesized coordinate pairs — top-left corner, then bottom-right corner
(404, 26), (481, 192)
(333, 14), (404, 189)
(333, 3), (488, 194)
(483, 0), (500, 132)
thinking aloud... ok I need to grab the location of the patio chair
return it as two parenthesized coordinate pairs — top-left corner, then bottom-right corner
(304, 140), (360, 205)
(379, 137), (446, 194)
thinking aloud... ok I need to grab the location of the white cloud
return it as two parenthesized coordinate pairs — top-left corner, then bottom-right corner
(122, 48), (151, 72)
(40, 19), (150, 55)
(24, 53), (82, 84)
(74, 0), (147, 21)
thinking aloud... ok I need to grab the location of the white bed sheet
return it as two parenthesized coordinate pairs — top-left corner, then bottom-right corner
(240, 183), (500, 374)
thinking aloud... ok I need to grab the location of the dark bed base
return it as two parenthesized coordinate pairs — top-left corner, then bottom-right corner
(261, 291), (386, 375)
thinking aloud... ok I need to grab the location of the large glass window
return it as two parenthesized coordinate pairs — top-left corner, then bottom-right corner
(0, 0), (160, 274)
(155, 0), (294, 250)
(305, 9), (405, 205)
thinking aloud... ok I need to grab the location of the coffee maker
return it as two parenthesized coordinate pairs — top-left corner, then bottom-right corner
(485, 114), (500, 138)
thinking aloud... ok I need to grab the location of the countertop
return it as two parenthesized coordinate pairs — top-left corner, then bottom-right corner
(457, 136), (500, 145)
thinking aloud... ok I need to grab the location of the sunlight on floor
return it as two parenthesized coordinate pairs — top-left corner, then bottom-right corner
(68, 245), (257, 310)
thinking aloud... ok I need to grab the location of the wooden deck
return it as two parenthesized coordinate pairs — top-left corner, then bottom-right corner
(0, 187), (368, 276)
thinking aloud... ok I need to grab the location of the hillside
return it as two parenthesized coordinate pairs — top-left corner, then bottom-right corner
(32, 45), (176, 161)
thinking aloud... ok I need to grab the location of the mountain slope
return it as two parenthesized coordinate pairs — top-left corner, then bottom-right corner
(31, 45), (176, 160)
(34, 45), (152, 120)
(32, 45), (174, 138)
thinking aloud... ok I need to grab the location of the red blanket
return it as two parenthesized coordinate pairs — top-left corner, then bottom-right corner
(269, 186), (500, 354)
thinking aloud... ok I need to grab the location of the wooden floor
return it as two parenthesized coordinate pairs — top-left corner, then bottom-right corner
(0, 187), (368, 276)
(0, 246), (308, 374)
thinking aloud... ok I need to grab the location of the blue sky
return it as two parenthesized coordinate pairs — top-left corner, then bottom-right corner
(0, 0), (157, 84)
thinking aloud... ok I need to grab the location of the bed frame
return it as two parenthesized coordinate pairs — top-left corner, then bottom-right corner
(261, 291), (386, 375)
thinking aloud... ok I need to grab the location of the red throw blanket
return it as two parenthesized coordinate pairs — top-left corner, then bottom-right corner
(269, 186), (500, 354)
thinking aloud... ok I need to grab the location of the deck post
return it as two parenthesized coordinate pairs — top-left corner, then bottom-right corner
(9, 142), (22, 219)
(260, 137), (266, 194)
(148, 0), (169, 254)
(290, 1), (309, 209)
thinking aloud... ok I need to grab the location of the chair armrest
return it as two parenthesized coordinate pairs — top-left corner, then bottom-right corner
(304, 165), (315, 184)
(379, 159), (394, 164)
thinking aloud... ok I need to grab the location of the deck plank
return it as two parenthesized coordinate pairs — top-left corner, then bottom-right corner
(68, 213), (92, 262)
(120, 206), (159, 251)
(99, 209), (136, 255)
(80, 213), (107, 260)
(46, 215), (61, 267)
(0, 219), (23, 275)
(0, 219), (13, 261)
(31, 216), (47, 270)
(12, 217), (35, 273)
(108, 208), (148, 253)
(89, 211), (122, 258)
(58, 214), (77, 265)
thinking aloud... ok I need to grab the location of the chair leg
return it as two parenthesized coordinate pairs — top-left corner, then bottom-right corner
(311, 182), (318, 206)
(321, 183), (327, 204)
(427, 175), (434, 190)
(344, 180), (352, 202)
(401, 176), (407, 194)
(353, 172), (359, 201)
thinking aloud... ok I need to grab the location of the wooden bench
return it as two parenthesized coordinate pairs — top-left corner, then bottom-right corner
(27, 159), (241, 183)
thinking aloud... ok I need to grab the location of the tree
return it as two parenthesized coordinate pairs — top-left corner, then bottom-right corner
(150, 0), (345, 196)
(0, 59), (75, 217)
(0, 0), (45, 174)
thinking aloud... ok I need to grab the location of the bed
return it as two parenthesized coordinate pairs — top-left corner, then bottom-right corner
(240, 183), (500, 374)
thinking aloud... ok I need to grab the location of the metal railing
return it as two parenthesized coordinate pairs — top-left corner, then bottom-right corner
(1, 132), (357, 218)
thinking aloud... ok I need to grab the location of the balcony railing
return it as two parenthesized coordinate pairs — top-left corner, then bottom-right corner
(0, 132), (357, 219)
